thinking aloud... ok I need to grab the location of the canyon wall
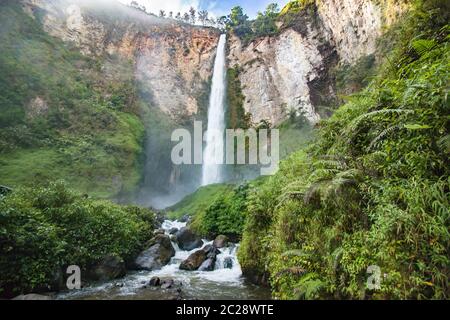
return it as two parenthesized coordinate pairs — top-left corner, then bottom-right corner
(227, 0), (410, 126)
(21, 0), (220, 120)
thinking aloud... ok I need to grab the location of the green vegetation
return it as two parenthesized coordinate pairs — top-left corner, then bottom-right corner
(167, 184), (248, 239)
(190, 184), (249, 239)
(226, 67), (251, 129)
(223, 4), (281, 45)
(238, 1), (450, 299)
(278, 111), (314, 159)
(0, 181), (156, 297)
(167, 184), (234, 219)
(0, 1), (144, 199)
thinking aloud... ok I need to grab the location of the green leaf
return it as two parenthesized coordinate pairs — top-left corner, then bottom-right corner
(404, 124), (432, 130)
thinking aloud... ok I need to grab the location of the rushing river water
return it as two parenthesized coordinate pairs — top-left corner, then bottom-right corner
(57, 220), (270, 300)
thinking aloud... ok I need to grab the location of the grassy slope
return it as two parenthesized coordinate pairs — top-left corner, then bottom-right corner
(237, 1), (450, 299)
(167, 184), (235, 219)
(0, 2), (144, 199)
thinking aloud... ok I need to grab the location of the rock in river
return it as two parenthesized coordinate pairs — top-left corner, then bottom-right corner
(135, 234), (175, 271)
(213, 235), (229, 248)
(88, 255), (126, 281)
(175, 227), (203, 251)
(179, 250), (207, 271)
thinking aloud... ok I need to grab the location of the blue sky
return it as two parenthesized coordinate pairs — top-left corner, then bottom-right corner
(119, 0), (290, 18)
(198, 0), (290, 18)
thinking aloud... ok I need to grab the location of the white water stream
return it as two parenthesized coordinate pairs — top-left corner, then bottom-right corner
(57, 220), (268, 300)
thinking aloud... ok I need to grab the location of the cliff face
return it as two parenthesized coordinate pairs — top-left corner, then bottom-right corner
(21, 0), (220, 120)
(227, 0), (410, 126)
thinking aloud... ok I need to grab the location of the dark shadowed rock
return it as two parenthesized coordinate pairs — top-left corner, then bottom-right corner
(198, 258), (216, 271)
(213, 235), (228, 248)
(179, 250), (207, 271)
(203, 244), (221, 258)
(135, 234), (175, 271)
(175, 227), (203, 251)
(149, 277), (161, 287)
(179, 215), (190, 223)
(89, 255), (126, 281)
(161, 278), (175, 289)
(224, 257), (233, 269)
(154, 229), (165, 235)
(169, 227), (179, 235)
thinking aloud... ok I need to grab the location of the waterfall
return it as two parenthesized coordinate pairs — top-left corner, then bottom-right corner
(202, 34), (227, 186)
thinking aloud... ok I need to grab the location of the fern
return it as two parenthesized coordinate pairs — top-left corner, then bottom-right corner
(369, 125), (403, 150)
(346, 109), (414, 134)
(411, 39), (438, 57)
(295, 274), (326, 300)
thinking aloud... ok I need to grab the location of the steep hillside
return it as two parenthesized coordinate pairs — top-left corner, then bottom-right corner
(235, 0), (449, 299)
(0, 0), (219, 200)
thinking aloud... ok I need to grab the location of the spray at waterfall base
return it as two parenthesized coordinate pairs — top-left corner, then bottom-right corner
(171, 121), (280, 180)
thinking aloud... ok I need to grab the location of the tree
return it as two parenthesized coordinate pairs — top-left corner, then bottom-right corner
(130, 1), (146, 13)
(228, 6), (248, 27)
(189, 7), (196, 24)
(198, 10), (209, 26)
(159, 10), (166, 18)
(217, 16), (228, 30)
(175, 12), (181, 20)
(226, 6), (253, 41)
(253, 3), (280, 36)
(183, 12), (190, 24)
(169, 11), (173, 19)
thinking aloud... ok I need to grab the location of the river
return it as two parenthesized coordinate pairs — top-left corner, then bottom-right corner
(56, 220), (270, 300)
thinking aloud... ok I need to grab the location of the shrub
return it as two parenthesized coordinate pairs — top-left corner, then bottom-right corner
(0, 182), (156, 297)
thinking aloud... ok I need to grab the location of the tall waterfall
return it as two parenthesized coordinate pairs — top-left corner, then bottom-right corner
(202, 34), (227, 186)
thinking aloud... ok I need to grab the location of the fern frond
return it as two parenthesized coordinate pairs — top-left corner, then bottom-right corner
(411, 39), (438, 57)
(346, 109), (414, 134)
(308, 168), (339, 183)
(369, 125), (403, 150)
(437, 135), (450, 154)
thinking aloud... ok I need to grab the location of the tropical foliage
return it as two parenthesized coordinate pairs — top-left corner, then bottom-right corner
(0, 182), (156, 297)
(238, 0), (450, 299)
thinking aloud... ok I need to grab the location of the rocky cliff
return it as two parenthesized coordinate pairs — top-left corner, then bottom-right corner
(21, 0), (220, 120)
(227, 0), (410, 126)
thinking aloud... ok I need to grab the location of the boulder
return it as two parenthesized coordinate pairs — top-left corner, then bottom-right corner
(169, 227), (179, 235)
(198, 258), (216, 271)
(135, 234), (175, 271)
(149, 277), (161, 287)
(175, 228), (203, 251)
(179, 215), (190, 223)
(203, 244), (221, 258)
(154, 229), (166, 235)
(213, 235), (229, 248)
(89, 255), (126, 281)
(179, 250), (207, 271)
(13, 294), (52, 300)
(161, 279), (175, 289)
(224, 257), (233, 269)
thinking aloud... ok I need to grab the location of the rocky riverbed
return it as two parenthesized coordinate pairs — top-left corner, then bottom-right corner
(55, 220), (271, 300)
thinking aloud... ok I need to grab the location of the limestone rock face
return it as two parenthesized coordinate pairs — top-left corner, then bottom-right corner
(20, 0), (409, 127)
(227, 0), (410, 126)
(21, 0), (220, 121)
